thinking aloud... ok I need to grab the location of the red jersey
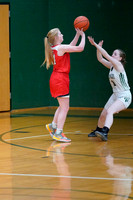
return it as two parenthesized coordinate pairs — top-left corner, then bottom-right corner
(50, 45), (70, 98)
(51, 45), (70, 73)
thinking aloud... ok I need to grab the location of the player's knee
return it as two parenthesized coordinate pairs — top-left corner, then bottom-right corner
(66, 105), (69, 112)
(62, 105), (69, 113)
(106, 108), (114, 116)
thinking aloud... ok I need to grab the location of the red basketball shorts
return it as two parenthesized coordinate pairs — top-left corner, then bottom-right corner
(50, 71), (70, 98)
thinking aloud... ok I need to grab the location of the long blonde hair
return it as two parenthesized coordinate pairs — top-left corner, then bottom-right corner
(41, 28), (60, 69)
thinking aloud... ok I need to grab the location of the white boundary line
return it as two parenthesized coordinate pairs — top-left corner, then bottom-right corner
(5, 132), (133, 141)
(4, 131), (76, 141)
(5, 134), (49, 141)
(0, 173), (132, 181)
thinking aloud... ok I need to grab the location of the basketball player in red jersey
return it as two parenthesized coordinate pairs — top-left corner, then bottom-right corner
(42, 28), (85, 142)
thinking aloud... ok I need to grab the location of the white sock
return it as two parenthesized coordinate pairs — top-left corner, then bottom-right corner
(56, 128), (63, 135)
(52, 122), (57, 129)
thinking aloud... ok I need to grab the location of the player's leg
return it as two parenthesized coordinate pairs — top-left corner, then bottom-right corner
(88, 94), (114, 138)
(88, 108), (107, 137)
(53, 97), (71, 142)
(96, 99), (126, 141)
(104, 99), (126, 128)
(46, 107), (60, 138)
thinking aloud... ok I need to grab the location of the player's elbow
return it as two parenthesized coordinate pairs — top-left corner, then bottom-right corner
(78, 46), (84, 52)
(97, 57), (103, 63)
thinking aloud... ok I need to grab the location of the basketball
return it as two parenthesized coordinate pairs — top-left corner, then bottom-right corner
(74, 16), (90, 31)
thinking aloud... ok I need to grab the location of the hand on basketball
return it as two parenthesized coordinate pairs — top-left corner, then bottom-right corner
(75, 28), (80, 35)
(76, 28), (84, 36)
(87, 36), (95, 46)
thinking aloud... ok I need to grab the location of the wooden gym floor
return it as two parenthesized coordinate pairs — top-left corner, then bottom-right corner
(0, 107), (133, 200)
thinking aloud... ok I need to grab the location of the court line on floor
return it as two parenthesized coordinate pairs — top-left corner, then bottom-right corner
(4, 132), (133, 141)
(4, 132), (74, 141)
(5, 134), (49, 141)
(2, 134), (133, 160)
(0, 172), (133, 181)
(4, 132), (78, 141)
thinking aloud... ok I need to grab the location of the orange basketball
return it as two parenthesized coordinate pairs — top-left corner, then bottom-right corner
(74, 16), (90, 32)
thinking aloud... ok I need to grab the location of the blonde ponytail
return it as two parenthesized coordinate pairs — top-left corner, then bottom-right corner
(41, 28), (59, 70)
(41, 37), (54, 69)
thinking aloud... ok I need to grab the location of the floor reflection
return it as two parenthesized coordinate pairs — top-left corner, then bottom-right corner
(97, 144), (133, 200)
(46, 141), (71, 200)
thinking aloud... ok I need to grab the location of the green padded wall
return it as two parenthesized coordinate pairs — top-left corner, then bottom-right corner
(0, 0), (132, 109)
(10, 0), (50, 109)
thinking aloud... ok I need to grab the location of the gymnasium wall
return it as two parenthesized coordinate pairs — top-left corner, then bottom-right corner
(0, 0), (133, 109)
(10, 0), (50, 109)
(48, 0), (133, 108)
